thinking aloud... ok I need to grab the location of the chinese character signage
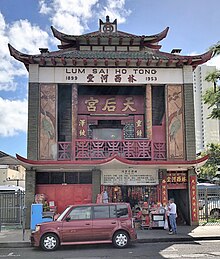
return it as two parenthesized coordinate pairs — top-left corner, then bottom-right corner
(161, 178), (168, 205)
(134, 115), (144, 138)
(37, 67), (184, 84)
(190, 175), (198, 222)
(101, 169), (158, 185)
(78, 95), (144, 114)
(167, 172), (187, 184)
(78, 115), (87, 138)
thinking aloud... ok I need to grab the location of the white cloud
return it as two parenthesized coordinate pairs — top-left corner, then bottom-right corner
(0, 0), (132, 138)
(39, 0), (99, 34)
(0, 97), (28, 136)
(39, 0), (131, 34)
(8, 19), (49, 54)
(0, 13), (50, 92)
(102, 0), (131, 24)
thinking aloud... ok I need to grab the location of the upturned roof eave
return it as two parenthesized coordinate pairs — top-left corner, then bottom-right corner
(8, 43), (213, 69)
(16, 154), (209, 171)
(51, 26), (169, 45)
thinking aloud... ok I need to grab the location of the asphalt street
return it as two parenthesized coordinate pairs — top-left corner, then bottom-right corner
(1, 240), (220, 259)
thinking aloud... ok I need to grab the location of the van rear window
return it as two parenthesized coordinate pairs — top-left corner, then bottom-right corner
(93, 205), (117, 219)
(92, 205), (128, 219)
(116, 204), (128, 218)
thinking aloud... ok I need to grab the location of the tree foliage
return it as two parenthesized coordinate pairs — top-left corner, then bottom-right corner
(198, 43), (220, 179)
(205, 70), (220, 93)
(199, 143), (220, 179)
(203, 87), (220, 119)
(209, 41), (220, 57)
(202, 41), (220, 118)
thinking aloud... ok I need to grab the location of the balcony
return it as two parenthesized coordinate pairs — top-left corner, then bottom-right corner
(58, 139), (166, 161)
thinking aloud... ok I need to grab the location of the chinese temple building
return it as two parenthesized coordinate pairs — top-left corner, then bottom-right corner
(9, 16), (212, 227)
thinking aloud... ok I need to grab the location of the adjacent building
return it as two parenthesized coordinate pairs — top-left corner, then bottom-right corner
(9, 17), (212, 227)
(193, 65), (220, 153)
(0, 151), (25, 188)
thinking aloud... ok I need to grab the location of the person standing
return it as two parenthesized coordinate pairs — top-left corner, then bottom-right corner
(165, 201), (172, 233)
(168, 198), (177, 234)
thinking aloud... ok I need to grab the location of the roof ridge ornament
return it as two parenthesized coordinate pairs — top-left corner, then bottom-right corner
(99, 16), (117, 33)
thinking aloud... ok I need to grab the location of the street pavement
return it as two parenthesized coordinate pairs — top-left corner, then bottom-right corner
(0, 224), (220, 248)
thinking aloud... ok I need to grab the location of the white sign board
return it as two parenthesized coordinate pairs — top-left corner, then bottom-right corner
(34, 67), (184, 84)
(101, 168), (158, 186)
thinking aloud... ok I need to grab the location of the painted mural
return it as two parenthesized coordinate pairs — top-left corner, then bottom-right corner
(39, 84), (57, 160)
(146, 84), (152, 139)
(167, 85), (184, 160)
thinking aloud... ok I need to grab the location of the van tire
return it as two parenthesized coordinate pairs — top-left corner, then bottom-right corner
(210, 209), (220, 218)
(40, 233), (59, 251)
(113, 231), (130, 248)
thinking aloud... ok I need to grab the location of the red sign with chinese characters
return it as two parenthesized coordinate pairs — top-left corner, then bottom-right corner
(161, 178), (168, 206)
(78, 95), (144, 114)
(167, 172), (187, 184)
(190, 175), (198, 222)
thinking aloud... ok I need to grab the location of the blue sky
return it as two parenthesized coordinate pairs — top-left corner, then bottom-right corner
(0, 0), (220, 158)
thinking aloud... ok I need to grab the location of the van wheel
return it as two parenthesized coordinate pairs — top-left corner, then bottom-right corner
(40, 233), (59, 251)
(113, 231), (130, 248)
(210, 209), (220, 218)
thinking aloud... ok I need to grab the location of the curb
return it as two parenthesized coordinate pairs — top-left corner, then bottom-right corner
(0, 242), (31, 248)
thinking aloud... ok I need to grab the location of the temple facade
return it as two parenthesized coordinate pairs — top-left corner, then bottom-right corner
(9, 17), (212, 227)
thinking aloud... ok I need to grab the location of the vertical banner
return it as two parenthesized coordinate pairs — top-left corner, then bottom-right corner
(161, 177), (168, 206)
(146, 84), (152, 139)
(159, 170), (168, 206)
(134, 115), (144, 138)
(167, 85), (185, 160)
(39, 84), (57, 160)
(78, 115), (88, 138)
(72, 84), (78, 140)
(190, 175), (198, 222)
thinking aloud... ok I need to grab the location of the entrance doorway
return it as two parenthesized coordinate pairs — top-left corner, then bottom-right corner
(168, 189), (190, 225)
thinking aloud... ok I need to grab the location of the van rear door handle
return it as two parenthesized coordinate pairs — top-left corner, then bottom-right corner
(111, 222), (116, 224)
(85, 223), (90, 225)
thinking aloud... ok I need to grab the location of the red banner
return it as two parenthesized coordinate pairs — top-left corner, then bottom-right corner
(190, 175), (198, 222)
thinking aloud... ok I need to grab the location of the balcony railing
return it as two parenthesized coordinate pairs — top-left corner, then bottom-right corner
(58, 139), (166, 161)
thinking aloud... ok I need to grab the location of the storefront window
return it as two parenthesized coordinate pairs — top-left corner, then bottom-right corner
(36, 172), (50, 184)
(104, 185), (157, 210)
(65, 172), (78, 184)
(51, 172), (63, 184)
(79, 172), (92, 184)
(36, 172), (92, 184)
(93, 128), (122, 140)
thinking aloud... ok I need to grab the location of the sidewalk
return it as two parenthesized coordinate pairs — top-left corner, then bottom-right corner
(0, 224), (220, 248)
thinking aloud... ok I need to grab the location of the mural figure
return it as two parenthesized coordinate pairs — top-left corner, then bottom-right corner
(40, 85), (56, 159)
(167, 87), (184, 159)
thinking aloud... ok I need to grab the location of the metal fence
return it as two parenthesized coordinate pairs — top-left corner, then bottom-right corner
(198, 186), (220, 223)
(0, 190), (25, 225)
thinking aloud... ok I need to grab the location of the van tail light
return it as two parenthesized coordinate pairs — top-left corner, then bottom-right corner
(131, 218), (135, 228)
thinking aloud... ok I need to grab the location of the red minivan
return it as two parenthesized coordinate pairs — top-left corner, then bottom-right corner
(31, 203), (137, 251)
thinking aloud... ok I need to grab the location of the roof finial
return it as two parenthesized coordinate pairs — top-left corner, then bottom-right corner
(106, 15), (110, 22)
